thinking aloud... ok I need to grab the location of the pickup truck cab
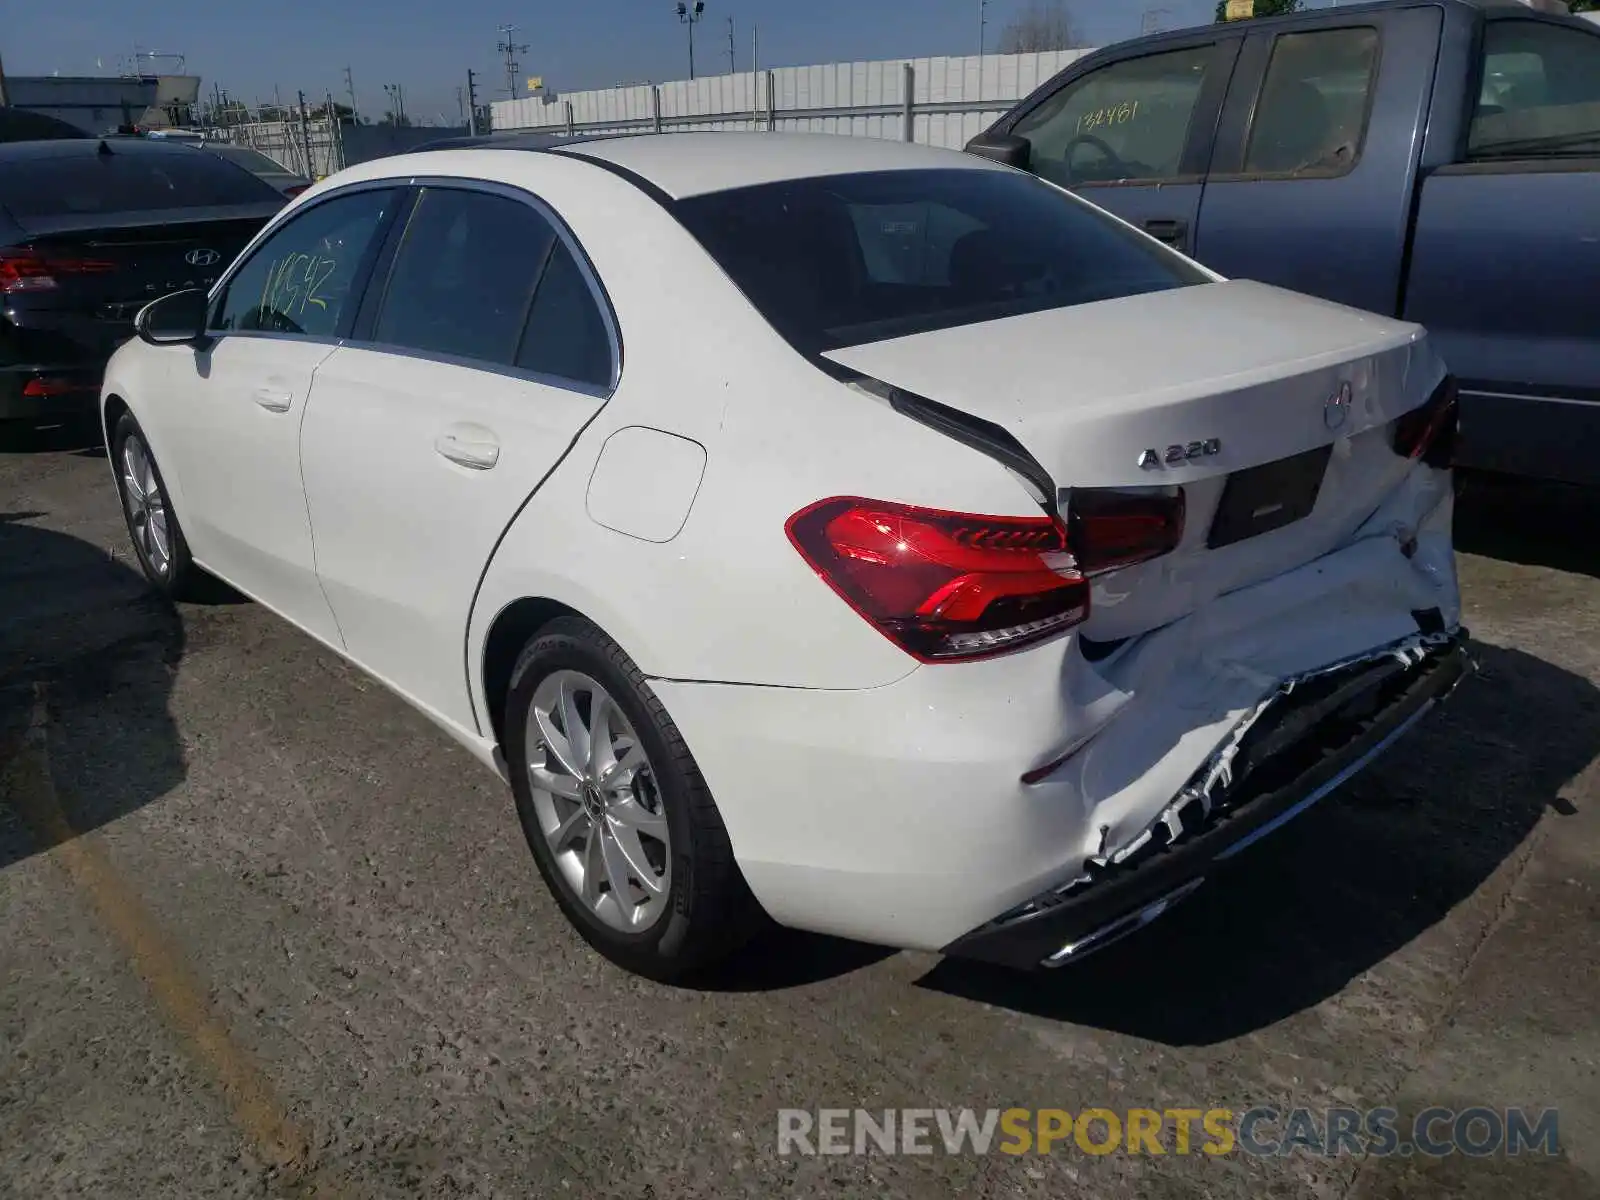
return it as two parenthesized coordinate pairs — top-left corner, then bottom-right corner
(968, 0), (1600, 485)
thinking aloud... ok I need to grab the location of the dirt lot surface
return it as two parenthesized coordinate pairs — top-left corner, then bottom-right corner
(3, 427), (1597, 1199)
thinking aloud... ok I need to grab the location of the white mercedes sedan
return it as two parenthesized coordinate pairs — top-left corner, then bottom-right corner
(102, 132), (1467, 980)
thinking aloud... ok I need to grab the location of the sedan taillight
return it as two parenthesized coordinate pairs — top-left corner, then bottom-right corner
(0, 249), (117, 294)
(786, 497), (1090, 662)
(1393, 375), (1458, 468)
(1066, 486), (1187, 576)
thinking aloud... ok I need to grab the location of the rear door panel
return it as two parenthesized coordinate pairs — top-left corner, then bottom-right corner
(1194, 6), (1443, 315)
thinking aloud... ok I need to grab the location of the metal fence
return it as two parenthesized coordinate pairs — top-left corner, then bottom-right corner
(203, 119), (474, 178)
(208, 117), (345, 178)
(489, 49), (1094, 150)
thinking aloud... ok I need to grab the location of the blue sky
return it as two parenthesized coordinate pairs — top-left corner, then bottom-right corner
(7, 0), (1230, 125)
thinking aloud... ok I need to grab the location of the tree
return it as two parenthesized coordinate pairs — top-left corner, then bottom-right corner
(1215, 0), (1302, 21)
(309, 100), (356, 123)
(998, 0), (1085, 53)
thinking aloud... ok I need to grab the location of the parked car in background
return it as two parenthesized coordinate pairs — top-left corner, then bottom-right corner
(1, 137), (285, 428)
(101, 133), (1464, 980)
(0, 107), (88, 143)
(968, 0), (1600, 486)
(192, 142), (312, 197)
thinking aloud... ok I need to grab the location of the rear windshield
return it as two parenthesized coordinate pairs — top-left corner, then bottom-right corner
(674, 168), (1209, 353)
(212, 145), (291, 174)
(0, 149), (282, 217)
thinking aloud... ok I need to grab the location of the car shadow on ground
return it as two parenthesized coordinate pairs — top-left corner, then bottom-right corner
(912, 639), (1596, 1045)
(0, 417), (107, 459)
(0, 511), (187, 870)
(1455, 472), (1600, 579)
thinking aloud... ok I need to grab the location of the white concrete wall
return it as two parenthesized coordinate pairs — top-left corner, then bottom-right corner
(490, 49), (1095, 149)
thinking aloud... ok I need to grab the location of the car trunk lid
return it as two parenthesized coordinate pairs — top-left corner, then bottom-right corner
(11, 208), (274, 313)
(823, 279), (1444, 642)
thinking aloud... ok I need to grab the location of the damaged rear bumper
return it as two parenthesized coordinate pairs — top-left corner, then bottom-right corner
(939, 630), (1471, 971)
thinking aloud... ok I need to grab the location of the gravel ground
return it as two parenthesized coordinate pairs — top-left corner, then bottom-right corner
(2, 425), (1597, 1199)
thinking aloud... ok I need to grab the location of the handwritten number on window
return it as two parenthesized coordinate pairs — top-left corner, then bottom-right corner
(259, 251), (339, 323)
(1076, 100), (1141, 135)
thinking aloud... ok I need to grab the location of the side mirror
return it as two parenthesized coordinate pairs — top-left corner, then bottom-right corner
(135, 288), (211, 348)
(965, 132), (1033, 170)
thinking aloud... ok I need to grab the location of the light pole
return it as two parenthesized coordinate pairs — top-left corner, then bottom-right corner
(676, 1), (706, 80)
(497, 24), (530, 100)
(977, 0), (988, 100)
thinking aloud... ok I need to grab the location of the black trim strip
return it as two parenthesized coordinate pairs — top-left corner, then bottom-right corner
(546, 147), (679, 210)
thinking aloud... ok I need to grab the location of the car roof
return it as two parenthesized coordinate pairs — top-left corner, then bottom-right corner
(0, 135), (207, 162)
(402, 131), (1005, 200)
(411, 130), (600, 153)
(556, 132), (1003, 199)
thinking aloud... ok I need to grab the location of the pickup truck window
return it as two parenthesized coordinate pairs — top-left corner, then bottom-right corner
(1010, 46), (1215, 188)
(1469, 20), (1600, 161)
(1243, 28), (1379, 177)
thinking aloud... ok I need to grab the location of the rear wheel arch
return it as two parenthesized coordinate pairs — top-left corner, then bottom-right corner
(480, 596), (586, 750)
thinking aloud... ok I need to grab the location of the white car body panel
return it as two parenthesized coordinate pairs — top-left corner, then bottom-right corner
(300, 345), (607, 733)
(656, 468), (1456, 951)
(98, 132), (1465, 961)
(160, 334), (345, 645)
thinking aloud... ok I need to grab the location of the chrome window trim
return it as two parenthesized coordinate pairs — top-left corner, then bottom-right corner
(205, 174), (623, 399)
(382, 175), (622, 395)
(205, 179), (402, 332)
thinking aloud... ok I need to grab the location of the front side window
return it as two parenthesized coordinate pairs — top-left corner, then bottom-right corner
(675, 168), (1210, 354)
(1243, 27), (1380, 176)
(373, 187), (555, 366)
(1011, 46), (1217, 187)
(211, 188), (396, 337)
(1469, 20), (1600, 161)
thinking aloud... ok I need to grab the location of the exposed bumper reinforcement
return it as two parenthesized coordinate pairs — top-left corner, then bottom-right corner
(940, 630), (1471, 971)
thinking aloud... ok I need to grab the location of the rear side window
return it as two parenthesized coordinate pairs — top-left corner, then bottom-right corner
(676, 168), (1209, 354)
(1469, 20), (1600, 160)
(1243, 27), (1380, 176)
(374, 187), (556, 366)
(1010, 46), (1218, 187)
(0, 148), (283, 217)
(515, 240), (614, 389)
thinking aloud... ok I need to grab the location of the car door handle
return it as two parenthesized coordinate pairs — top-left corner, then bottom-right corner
(1143, 218), (1190, 251)
(253, 386), (293, 412)
(434, 428), (500, 470)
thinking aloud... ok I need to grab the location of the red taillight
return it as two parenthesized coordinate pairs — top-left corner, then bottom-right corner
(1067, 486), (1186, 576)
(0, 249), (117, 294)
(1393, 375), (1458, 467)
(283, 184), (310, 197)
(786, 497), (1090, 662)
(22, 376), (98, 397)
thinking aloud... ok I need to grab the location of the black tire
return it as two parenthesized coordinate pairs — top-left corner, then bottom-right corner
(504, 616), (762, 981)
(110, 411), (203, 601)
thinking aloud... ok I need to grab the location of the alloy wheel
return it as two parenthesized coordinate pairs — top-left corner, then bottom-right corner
(524, 670), (672, 932)
(120, 434), (171, 577)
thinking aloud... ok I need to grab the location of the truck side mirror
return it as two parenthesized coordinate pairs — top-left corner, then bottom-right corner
(965, 133), (1032, 170)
